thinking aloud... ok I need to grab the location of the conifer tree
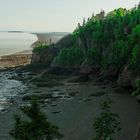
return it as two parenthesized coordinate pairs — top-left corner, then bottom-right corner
(93, 99), (121, 140)
(10, 98), (63, 140)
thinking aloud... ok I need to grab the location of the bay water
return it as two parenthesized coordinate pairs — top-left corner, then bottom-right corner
(0, 32), (37, 110)
(0, 32), (37, 56)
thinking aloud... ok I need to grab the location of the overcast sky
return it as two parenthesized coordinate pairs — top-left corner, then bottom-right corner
(0, 0), (139, 32)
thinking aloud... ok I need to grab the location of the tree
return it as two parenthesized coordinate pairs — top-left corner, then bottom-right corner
(131, 24), (140, 43)
(129, 45), (140, 72)
(83, 18), (86, 26)
(132, 79), (140, 96)
(138, 2), (140, 8)
(10, 98), (63, 140)
(93, 99), (121, 140)
(52, 46), (85, 67)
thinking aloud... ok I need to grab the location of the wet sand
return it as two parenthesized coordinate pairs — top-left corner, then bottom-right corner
(0, 51), (32, 69)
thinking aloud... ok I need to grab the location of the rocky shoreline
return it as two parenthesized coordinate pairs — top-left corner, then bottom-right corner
(0, 31), (140, 139)
(0, 65), (139, 140)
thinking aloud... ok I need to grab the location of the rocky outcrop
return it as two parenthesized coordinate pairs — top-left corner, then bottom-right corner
(31, 34), (73, 65)
(118, 66), (139, 89)
(32, 46), (59, 66)
(118, 66), (134, 88)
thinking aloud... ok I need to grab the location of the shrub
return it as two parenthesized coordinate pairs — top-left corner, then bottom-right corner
(132, 79), (140, 96)
(129, 45), (140, 72)
(10, 98), (63, 140)
(33, 44), (49, 54)
(93, 99), (121, 140)
(52, 46), (85, 66)
(86, 47), (101, 65)
(110, 40), (129, 69)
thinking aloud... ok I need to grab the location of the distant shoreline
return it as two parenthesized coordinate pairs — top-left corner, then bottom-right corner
(0, 32), (69, 69)
(31, 32), (69, 47)
(8, 31), (24, 33)
(0, 32), (68, 57)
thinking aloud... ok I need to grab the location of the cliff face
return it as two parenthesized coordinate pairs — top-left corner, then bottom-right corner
(32, 37), (139, 89)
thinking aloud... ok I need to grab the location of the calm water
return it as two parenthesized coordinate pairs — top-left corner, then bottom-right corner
(0, 32), (37, 56)
(0, 32), (37, 110)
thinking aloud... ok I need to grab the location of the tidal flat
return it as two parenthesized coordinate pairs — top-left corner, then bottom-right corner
(0, 67), (139, 140)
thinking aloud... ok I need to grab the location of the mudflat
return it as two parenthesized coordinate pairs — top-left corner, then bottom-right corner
(0, 69), (139, 140)
(0, 50), (32, 69)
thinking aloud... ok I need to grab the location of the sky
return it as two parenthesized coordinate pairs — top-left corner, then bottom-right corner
(0, 0), (139, 32)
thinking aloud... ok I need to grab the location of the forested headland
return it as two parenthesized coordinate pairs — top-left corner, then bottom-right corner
(32, 4), (140, 97)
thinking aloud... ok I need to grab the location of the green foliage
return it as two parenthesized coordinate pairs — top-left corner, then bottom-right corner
(129, 45), (140, 72)
(71, 5), (140, 73)
(31, 4), (140, 75)
(86, 47), (101, 65)
(53, 46), (85, 66)
(107, 8), (127, 18)
(33, 44), (49, 55)
(10, 98), (63, 140)
(93, 99), (121, 140)
(100, 40), (129, 69)
(110, 40), (129, 68)
(132, 79), (140, 96)
(132, 24), (140, 38)
(129, 24), (140, 45)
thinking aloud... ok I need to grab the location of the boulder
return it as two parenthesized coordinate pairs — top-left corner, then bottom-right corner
(117, 66), (137, 89)
(80, 64), (93, 75)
